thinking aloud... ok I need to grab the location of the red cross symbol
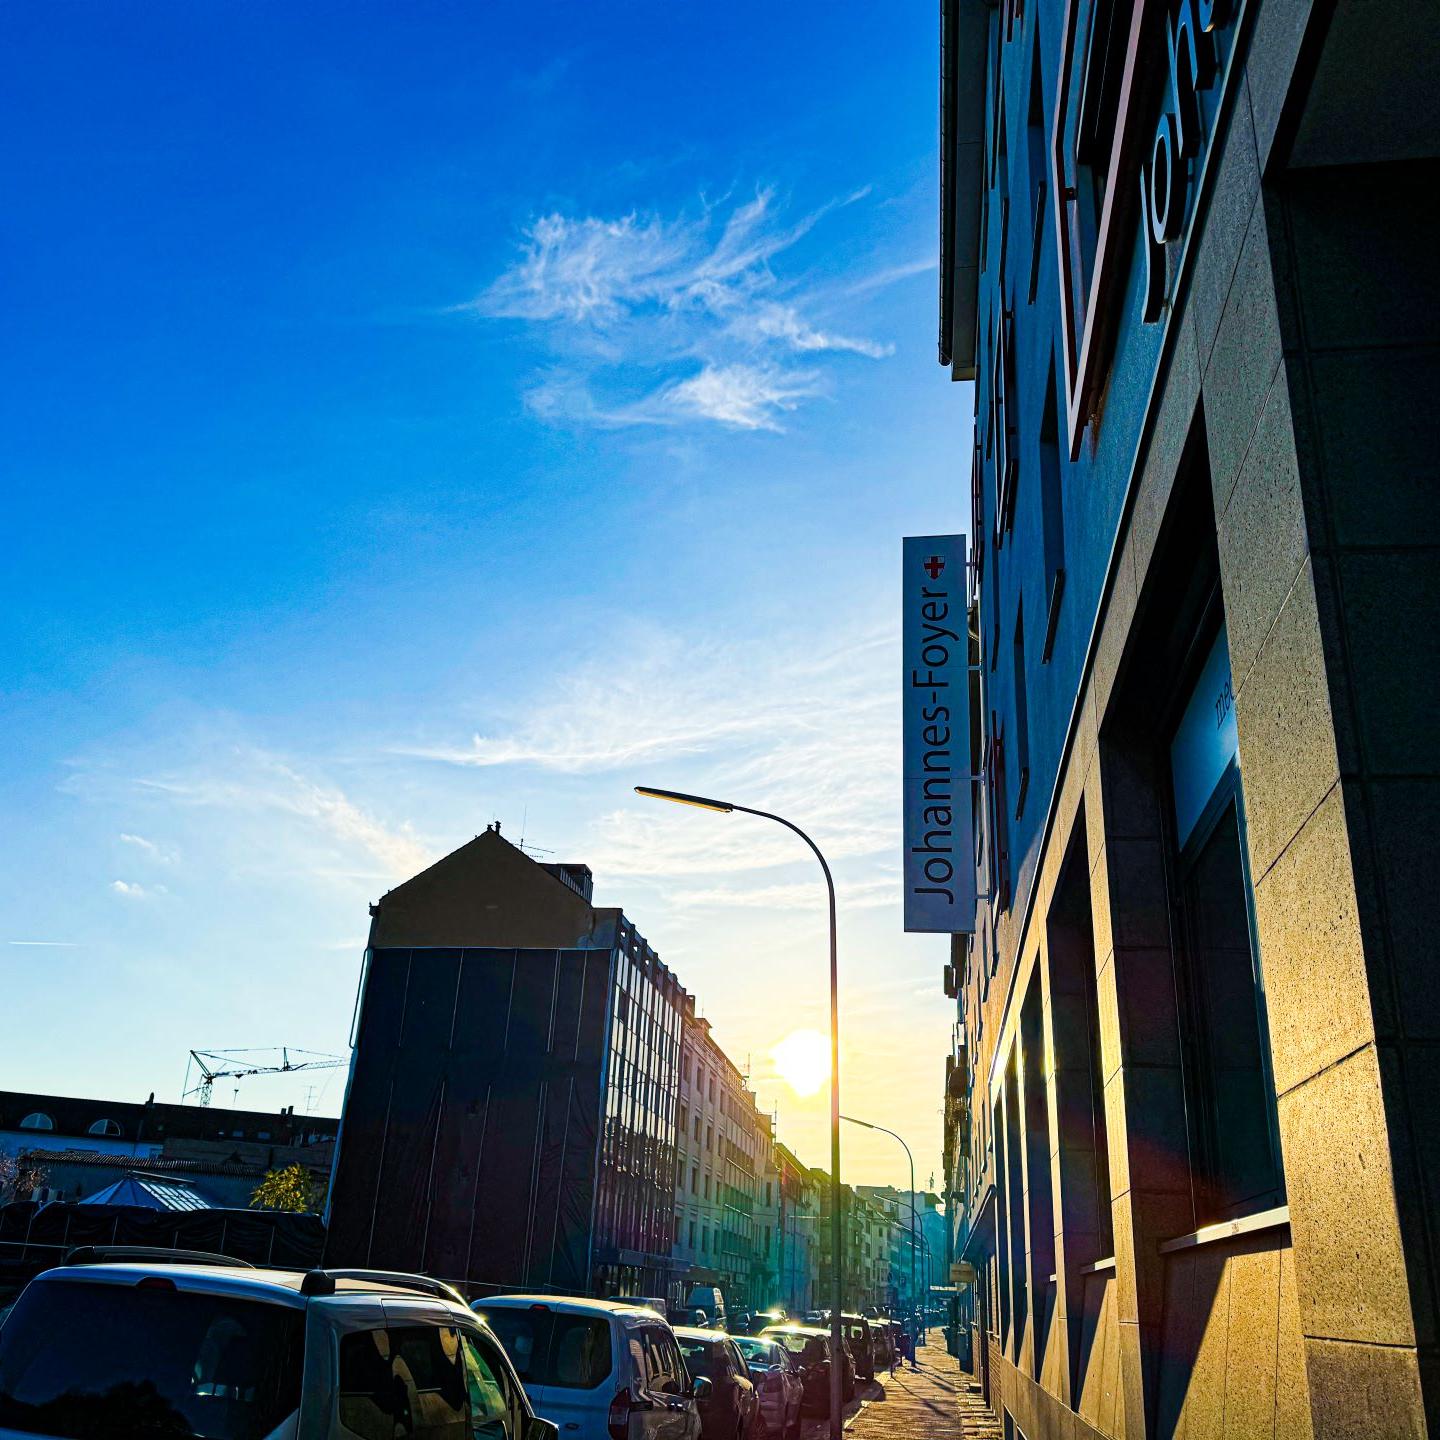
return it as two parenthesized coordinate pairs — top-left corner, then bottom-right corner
(923, 555), (946, 580)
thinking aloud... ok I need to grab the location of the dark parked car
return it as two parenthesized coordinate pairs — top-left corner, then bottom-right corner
(732, 1336), (803, 1440)
(868, 1320), (894, 1371)
(676, 1325), (758, 1440)
(758, 1324), (855, 1414)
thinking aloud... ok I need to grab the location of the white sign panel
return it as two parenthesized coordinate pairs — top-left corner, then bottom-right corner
(902, 535), (975, 933)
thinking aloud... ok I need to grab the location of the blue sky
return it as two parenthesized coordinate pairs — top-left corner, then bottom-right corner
(1, 2), (971, 1187)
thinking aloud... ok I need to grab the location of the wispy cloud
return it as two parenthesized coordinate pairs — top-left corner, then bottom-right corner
(119, 832), (177, 863)
(8, 940), (78, 947)
(469, 187), (890, 433)
(843, 256), (935, 297)
(111, 879), (162, 900)
(132, 750), (432, 882)
(406, 620), (900, 884)
(668, 877), (896, 911)
(69, 743), (434, 889)
(523, 362), (823, 433)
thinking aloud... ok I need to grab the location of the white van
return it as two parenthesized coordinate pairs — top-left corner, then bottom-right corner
(0, 1251), (559, 1440)
(474, 1295), (706, 1440)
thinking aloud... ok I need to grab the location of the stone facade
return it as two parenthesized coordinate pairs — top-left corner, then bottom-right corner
(939, 0), (1440, 1435)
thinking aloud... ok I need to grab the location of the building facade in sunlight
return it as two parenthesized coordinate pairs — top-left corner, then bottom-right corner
(939, 0), (1440, 1434)
(671, 1010), (770, 1310)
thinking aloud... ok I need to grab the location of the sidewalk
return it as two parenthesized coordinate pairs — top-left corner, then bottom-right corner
(806, 1330), (1001, 1440)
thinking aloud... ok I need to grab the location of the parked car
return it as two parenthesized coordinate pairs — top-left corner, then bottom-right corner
(758, 1324), (855, 1414)
(732, 1336), (803, 1440)
(475, 1295), (706, 1440)
(0, 1246), (558, 1440)
(868, 1320), (894, 1371)
(674, 1326), (758, 1440)
(613, 1295), (671, 1319)
(746, 1310), (786, 1336)
(685, 1287), (727, 1331)
(838, 1313), (875, 1382)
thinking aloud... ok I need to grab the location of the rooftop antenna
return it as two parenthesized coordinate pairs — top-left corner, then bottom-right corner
(514, 806), (555, 857)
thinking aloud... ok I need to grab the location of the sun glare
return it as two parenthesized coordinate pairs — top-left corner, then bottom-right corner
(772, 1028), (830, 1098)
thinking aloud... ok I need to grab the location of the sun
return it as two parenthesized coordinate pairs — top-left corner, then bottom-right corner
(771, 1028), (830, 1098)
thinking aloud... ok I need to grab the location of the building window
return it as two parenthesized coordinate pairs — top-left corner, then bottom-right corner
(1170, 628), (1283, 1223)
(1048, 821), (1113, 1261)
(702, 1227), (710, 1254)
(706, 1125), (713, 1152)
(85, 1118), (122, 1137)
(691, 1167), (699, 1195)
(1012, 601), (1030, 817)
(988, 717), (1012, 910)
(18, 1113), (53, 1131)
(1039, 357), (1065, 660)
(1025, 23), (1048, 306)
(704, 1174), (711, 1200)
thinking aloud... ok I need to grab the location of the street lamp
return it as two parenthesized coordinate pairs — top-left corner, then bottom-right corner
(635, 786), (844, 1439)
(840, 1115), (919, 1342)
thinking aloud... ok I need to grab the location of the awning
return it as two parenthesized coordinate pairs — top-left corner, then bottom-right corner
(957, 1184), (996, 1264)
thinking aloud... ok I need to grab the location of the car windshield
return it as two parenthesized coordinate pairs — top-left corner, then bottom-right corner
(0, 1278), (304, 1440)
(765, 1332), (825, 1364)
(732, 1339), (773, 1370)
(475, 1309), (612, 1390)
(676, 1338), (726, 1382)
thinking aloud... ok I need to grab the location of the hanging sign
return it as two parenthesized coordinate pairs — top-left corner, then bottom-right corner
(902, 535), (976, 933)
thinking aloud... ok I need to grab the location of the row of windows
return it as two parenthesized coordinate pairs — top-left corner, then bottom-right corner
(14, 1113), (121, 1136)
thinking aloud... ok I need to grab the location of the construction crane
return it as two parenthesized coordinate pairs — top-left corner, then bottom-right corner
(182, 1047), (346, 1108)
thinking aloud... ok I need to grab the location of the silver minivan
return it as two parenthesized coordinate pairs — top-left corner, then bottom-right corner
(473, 1296), (705, 1440)
(0, 1252), (558, 1440)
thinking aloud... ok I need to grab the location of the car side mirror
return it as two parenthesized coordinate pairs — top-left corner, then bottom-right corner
(693, 1376), (713, 1409)
(525, 1420), (560, 1440)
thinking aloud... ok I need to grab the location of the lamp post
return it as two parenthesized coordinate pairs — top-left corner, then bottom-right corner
(840, 1115), (919, 1342)
(635, 786), (844, 1440)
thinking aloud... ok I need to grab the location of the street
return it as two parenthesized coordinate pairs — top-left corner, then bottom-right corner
(794, 1333), (999, 1440)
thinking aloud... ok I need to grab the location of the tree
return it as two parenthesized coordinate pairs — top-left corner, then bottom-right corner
(249, 1163), (323, 1213)
(0, 1152), (47, 1203)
